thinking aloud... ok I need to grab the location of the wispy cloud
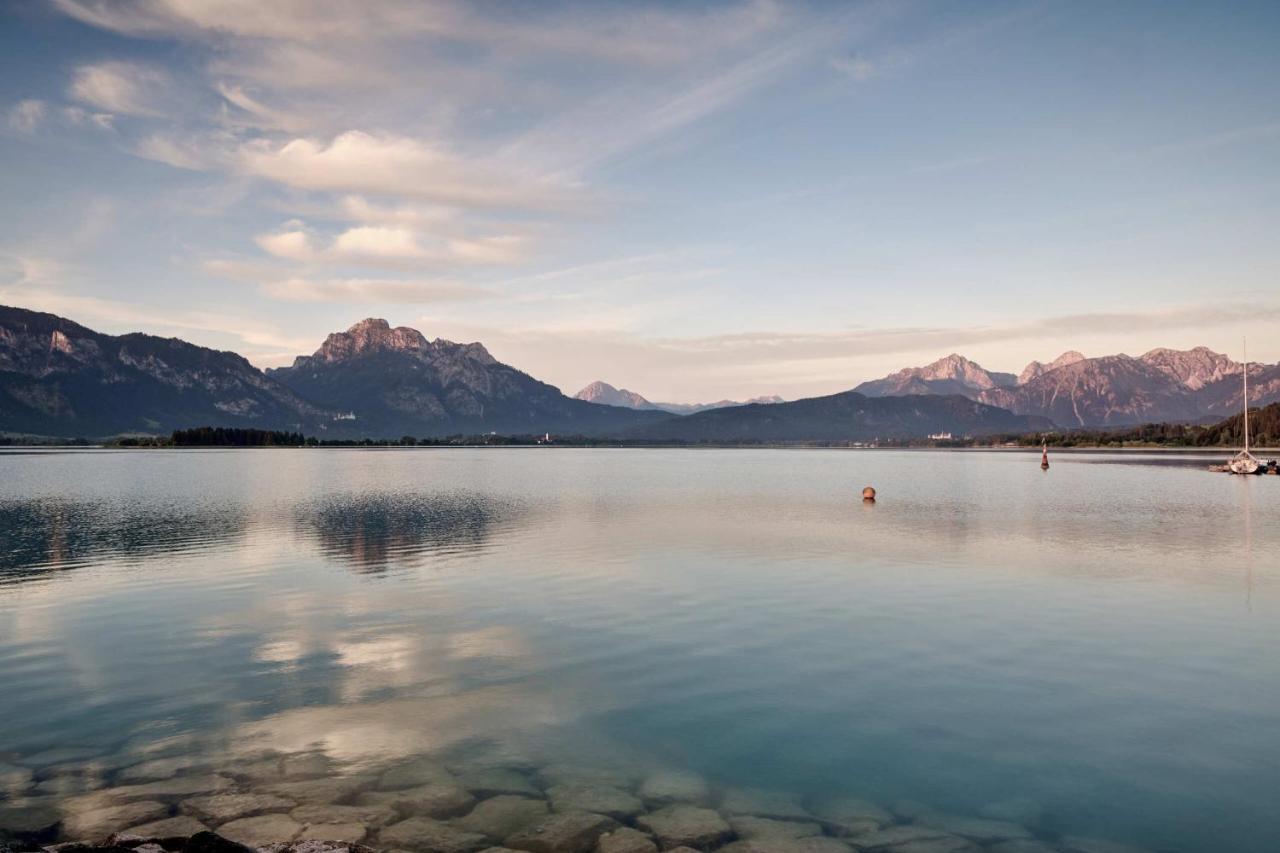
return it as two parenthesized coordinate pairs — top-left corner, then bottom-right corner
(5, 99), (47, 134)
(262, 276), (491, 304)
(68, 61), (168, 117)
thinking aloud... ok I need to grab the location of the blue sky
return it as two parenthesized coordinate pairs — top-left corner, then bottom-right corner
(1, 0), (1278, 402)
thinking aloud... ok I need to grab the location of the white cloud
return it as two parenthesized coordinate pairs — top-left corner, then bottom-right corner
(251, 222), (529, 268)
(69, 61), (167, 117)
(331, 226), (422, 259)
(262, 276), (489, 304)
(256, 228), (315, 261)
(237, 131), (581, 210)
(6, 99), (47, 134)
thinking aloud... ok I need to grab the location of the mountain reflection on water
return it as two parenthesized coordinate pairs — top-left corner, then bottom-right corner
(0, 448), (1277, 853)
(293, 492), (529, 573)
(0, 497), (250, 584)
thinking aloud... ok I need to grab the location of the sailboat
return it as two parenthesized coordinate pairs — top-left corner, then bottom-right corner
(1040, 443), (1049, 470)
(1227, 339), (1260, 475)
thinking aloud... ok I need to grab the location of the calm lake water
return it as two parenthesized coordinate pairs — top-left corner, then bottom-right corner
(1, 448), (1277, 852)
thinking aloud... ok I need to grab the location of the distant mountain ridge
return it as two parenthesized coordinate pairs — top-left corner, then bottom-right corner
(0, 305), (327, 436)
(267, 318), (668, 437)
(628, 390), (1052, 442)
(861, 347), (1280, 427)
(854, 353), (1016, 398)
(574, 380), (784, 415)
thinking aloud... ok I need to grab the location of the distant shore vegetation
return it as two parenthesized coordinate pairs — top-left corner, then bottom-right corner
(2, 402), (1276, 450)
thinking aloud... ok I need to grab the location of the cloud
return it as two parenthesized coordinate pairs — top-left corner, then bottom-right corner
(262, 276), (490, 304)
(237, 131), (582, 210)
(68, 61), (167, 116)
(215, 83), (313, 132)
(62, 106), (116, 130)
(255, 227), (314, 261)
(252, 222), (529, 268)
(6, 99), (47, 133)
(52, 0), (783, 65)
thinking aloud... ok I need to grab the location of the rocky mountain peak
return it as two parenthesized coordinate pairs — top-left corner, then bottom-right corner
(855, 353), (1015, 399)
(1140, 346), (1239, 390)
(314, 318), (429, 363)
(574, 380), (656, 410)
(1017, 350), (1087, 384)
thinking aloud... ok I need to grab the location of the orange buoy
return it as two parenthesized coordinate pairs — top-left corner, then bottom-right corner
(862, 486), (876, 502)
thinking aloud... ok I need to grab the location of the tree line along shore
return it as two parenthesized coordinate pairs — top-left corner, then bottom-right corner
(1, 402), (1276, 450)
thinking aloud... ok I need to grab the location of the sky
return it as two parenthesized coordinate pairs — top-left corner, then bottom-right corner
(1, 0), (1278, 403)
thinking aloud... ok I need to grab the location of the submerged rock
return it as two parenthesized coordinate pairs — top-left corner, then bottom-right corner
(0, 800), (62, 842)
(504, 811), (618, 853)
(217, 814), (304, 847)
(182, 794), (298, 825)
(263, 778), (374, 807)
(853, 825), (953, 850)
(806, 794), (890, 835)
(546, 785), (643, 821)
(117, 758), (210, 784)
(378, 816), (488, 853)
(183, 831), (257, 853)
(0, 763), (35, 797)
(453, 796), (549, 840)
(354, 781), (474, 818)
(281, 756), (336, 783)
(636, 772), (708, 808)
(458, 769), (541, 800)
(296, 824), (368, 844)
(718, 789), (811, 821)
(119, 815), (209, 843)
(594, 827), (657, 853)
(537, 766), (636, 792)
(728, 815), (822, 841)
(290, 805), (397, 831)
(376, 759), (456, 792)
(720, 840), (854, 853)
(914, 813), (1031, 844)
(635, 805), (731, 850)
(64, 802), (170, 840)
(100, 775), (235, 804)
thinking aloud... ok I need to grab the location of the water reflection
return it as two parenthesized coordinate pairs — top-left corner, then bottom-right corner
(0, 498), (248, 584)
(293, 492), (529, 572)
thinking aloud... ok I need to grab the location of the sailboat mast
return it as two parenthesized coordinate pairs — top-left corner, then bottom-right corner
(1243, 337), (1250, 454)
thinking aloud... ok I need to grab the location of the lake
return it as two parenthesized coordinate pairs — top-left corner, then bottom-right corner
(1, 448), (1277, 853)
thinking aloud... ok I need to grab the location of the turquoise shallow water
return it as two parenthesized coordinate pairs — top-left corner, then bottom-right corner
(1, 448), (1278, 851)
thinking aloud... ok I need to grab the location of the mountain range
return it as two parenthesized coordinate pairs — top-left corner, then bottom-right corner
(574, 380), (784, 415)
(856, 348), (1280, 427)
(265, 319), (669, 437)
(3, 303), (1276, 439)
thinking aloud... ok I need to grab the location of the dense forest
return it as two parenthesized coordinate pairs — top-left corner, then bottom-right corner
(1009, 402), (1280, 448)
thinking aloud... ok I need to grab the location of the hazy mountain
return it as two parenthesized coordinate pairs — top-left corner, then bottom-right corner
(865, 347), (1280, 427)
(1017, 351), (1086, 385)
(0, 305), (327, 437)
(574, 380), (784, 415)
(1139, 346), (1240, 390)
(855, 354), (1017, 400)
(628, 391), (1051, 442)
(268, 319), (668, 437)
(980, 354), (1207, 427)
(574, 381), (662, 410)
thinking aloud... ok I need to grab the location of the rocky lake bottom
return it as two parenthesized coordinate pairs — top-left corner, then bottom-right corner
(0, 739), (1150, 853)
